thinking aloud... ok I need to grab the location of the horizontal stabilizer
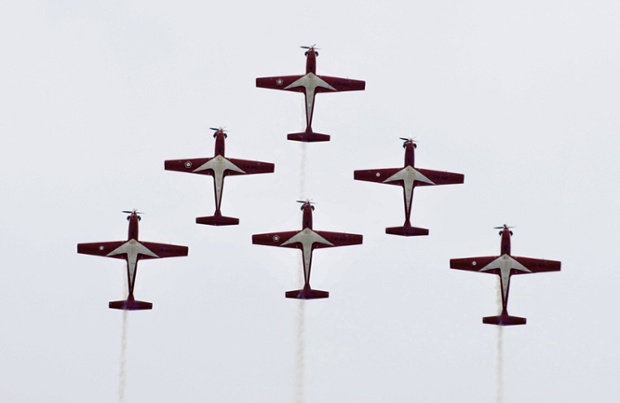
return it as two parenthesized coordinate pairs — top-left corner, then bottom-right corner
(287, 130), (330, 143)
(285, 287), (329, 299)
(109, 299), (153, 311)
(483, 314), (526, 326)
(196, 215), (239, 226)
(385, 225), (429, 237)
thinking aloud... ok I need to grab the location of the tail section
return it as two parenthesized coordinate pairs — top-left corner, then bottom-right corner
(285, 284), (329, 299)
(109, 297), (153, 311)
(483, 313), (527, 326)
(385, 224), (429, 237)
(287, 128), (330, 143)
(196, 215), (239, 226)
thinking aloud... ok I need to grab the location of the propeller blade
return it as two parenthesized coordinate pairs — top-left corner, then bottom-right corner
(122, 209), (144, 215)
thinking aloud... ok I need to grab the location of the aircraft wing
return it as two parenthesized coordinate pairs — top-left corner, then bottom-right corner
(312, 230), (363, 250)
(316, 75), (366, 93)
(450, 256), (498, 273)
(416, 169), (464, 187)
(226, 158), (275, 177)
(138, 242), (189, 260)
(164, 158), (214, 176)
(252, 230), (362, 249)
(256, 75), (305, 92)
(77, 241), (126, 260)
(252, 231), (302, 249)
(511, 256), (561, 274)
(354, 168), (401, 186)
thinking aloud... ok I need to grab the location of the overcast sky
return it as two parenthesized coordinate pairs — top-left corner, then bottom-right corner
(1, 1), (619, 402)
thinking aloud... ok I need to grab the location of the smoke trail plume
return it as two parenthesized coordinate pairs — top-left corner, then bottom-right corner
(299, 143), (307, 200)
(495, 277), (504, 403)
(295, 300), (306, 403)
(118, 311), (129, 403)
(295, 143), (307, 403)
(496, 326), (504, 403)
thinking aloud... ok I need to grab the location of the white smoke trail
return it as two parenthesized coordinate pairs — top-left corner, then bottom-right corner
(495, 277), (504, 403)
(118, 311), (128, 403)
(295, 300), (306, 403)
(299, 143), (307, 200)
(295, 141), (307, 403)
(496, 326), (504, 403)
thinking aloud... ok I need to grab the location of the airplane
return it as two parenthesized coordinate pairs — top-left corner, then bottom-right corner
(252, 200), (363, 299)
(77, 210), (189, 310)
(353, 138), (464, 236)
(449, 225), (561, 325)
(164, 128), (275, 226)
(256, 45), (366, 142)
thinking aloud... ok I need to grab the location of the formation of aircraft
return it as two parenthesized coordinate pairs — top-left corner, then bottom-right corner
(164, 128), (275, 226)
(252, 201), (363, 299)
(450, 225), (561, 325)
(354, 138), (464, 236)
(77, 210), (189, 310)
(256, 45), (366, 142)
(77, 46), (561, 323)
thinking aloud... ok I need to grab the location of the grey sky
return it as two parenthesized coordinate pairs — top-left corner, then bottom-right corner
(1, 1), (619, 402)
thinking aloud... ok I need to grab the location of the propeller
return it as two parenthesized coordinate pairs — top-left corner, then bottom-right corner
(122, 209), (143, 214)
(123, 209), (143, 220)
(296, 199), (316, 210)
(494, 224), (514, 235)
(210, 127), (227, 138)
(399, 137), (417, 148)
(301, 44), (319, 56)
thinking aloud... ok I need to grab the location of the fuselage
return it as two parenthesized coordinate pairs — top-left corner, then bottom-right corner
(302, 202), (313, 229)
(404, 140), (415, 167)
(127, 212), (139, 240)
(500, 227), (511, 255)
(479, 227), (524, 313)
(305, 48), (317, 74)
(281, 202), (332, 285)
(402, 140), (417, 223)
(382, 140), (433, 225)
(191, 130), (244, 213)
(107, 212), (158, 297)
(214, 129), (226, 157)
(286, 48), (336, 129)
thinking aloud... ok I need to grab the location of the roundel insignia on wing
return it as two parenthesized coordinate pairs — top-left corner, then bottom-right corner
(472, 261), (477, 266)
(99, 245), (104, 250)
(273, 235), (280, 242)
(375, 172), (381, 177)
(276, 78), (284, 86)
(184, 161), (193, 168)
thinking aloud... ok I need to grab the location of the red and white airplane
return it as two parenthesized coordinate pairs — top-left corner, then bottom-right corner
(450, 225), (561, 325)
(77, 210), (189, 310)
(252, 200), (363, 299)
(354, 138), (464, 236)
(256, 45), (366, 142)
(164, 128), (275, 226)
